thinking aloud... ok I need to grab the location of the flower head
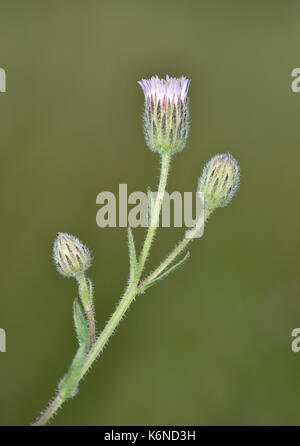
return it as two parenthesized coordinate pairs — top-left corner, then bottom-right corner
(198, 153), (240, 214)
(53, 232), (91, 278)
(138, 75), (191, 154)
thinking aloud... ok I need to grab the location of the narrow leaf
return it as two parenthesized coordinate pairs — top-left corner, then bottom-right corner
(142, 251), (190, 292)
(73, 298), (90, 346)
(58, 343), (87, 399)
(128, 226), (138, 281)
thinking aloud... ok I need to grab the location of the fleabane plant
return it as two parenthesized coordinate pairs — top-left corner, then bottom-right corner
(33, 75), (240, 426)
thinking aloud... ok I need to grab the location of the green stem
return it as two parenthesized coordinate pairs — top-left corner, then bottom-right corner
(86, 307), (96, 348)
(33, 152), (172, 426)
(32, 393), (64, 426)
(76, 272), (96, 349)
(137, 151), (171, 276)
(138, 209), (210, 291)
(33, 283), (139, 426)
(79, 283), (138, 378)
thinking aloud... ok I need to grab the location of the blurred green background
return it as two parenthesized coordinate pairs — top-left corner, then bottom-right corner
(1, 0), (300, 426)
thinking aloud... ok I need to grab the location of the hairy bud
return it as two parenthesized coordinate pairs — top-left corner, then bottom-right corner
(53, 233), (91, 278)
(198, 153), (240, 214)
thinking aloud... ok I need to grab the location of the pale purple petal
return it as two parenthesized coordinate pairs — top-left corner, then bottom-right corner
(138, 75), (191, 102)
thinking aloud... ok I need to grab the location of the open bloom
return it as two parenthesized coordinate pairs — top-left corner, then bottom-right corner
(138, 75), (191, 154)
(53, 232), (91, 277)
(198, 153), (240, 214)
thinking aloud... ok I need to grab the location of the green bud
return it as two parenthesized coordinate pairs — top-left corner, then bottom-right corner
(53, 233), (91, 278)
(198, 153), (240, 213)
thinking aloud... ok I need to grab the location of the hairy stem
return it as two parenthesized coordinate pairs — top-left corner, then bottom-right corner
(137, 151), (171, 275)
(33, 283), (139, 426)
(138, 209), (210, 291)
(76, 272), (96, 349)
(32, 393), (64, 426)
(86, 307), (96, 348)
(33, 152), (172, 426)
(78, 283), (138, 378)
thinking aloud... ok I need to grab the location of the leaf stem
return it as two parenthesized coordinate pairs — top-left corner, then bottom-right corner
(138, 209), (210, 291)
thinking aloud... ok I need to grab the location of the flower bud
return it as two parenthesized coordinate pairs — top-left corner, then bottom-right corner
(138, 75), (190, 154)
(198, 153), (240, 213)
(53, 233), (91, 278)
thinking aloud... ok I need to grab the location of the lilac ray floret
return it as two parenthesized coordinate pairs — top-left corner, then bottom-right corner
(138, 75), (191, 103)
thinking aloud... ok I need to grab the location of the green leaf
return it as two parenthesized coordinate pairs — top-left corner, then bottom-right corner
(59, 299), (90, 399)
(58, 343), (87, 399)
(128, 226), (138, 281)
(142, 251), (190, 292)
(73, 298), (90, 346)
